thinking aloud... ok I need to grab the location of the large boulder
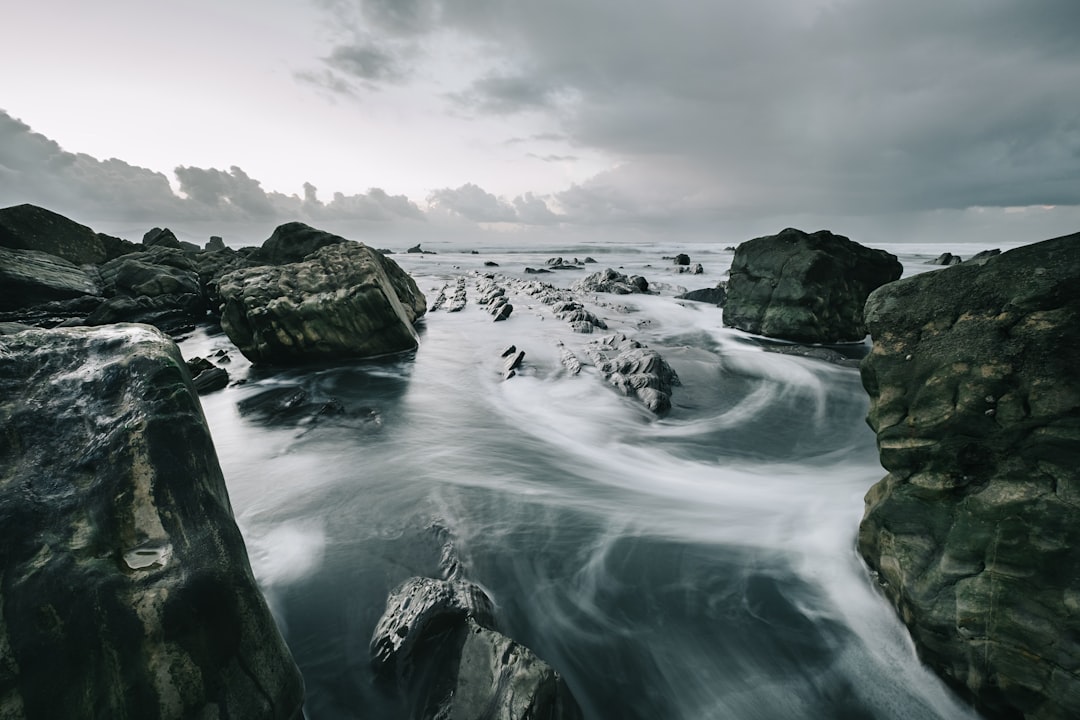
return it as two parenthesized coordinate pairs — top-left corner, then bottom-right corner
(857, 234), (1080, 719)
(371, 576), (582, 720)
(0, 246), (101, 311)
(253, 221), (347, 265)
(0, 324), (304, 719)
(0, 204), (106, 265)
(218, 241), (426, 364)
(724, 228), (901, 343)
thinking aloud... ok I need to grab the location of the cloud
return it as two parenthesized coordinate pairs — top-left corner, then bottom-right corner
(428, 183), (560, 225)
(310, 0), (1080, 216)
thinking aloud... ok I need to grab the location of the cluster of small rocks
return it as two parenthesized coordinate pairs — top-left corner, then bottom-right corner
(430, 277), (467, 312)
(476, 274), (513, 321)
(584, 333), (680, 415)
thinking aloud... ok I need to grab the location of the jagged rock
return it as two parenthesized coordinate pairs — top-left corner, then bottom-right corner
(493, 302), (513, 322)
(676, 285), (727, 305)
(724, 227), (901, 343)
(0, 322), (32, 335)
(585, 333), (680, 415)
(551, 301), (607, 330)
(0, 246), (101, 311)
(673, 253), (691, 266)
(371, 576), (581, 720)
(926, 252), (963, 266)
(142, 227), (182, 250)
(0, 324), (304, 719)
(218, 241), (426, 365)
(503, 349), (525, 378)
(500, 345), (517, 358)
(206, 236), (227, 251)
(558, 343), (582, 375)
(858, 234), (1080, 720)
(98, 247), (202, 298)
(85, 294), (206, 336)
(675, 263), (704, 275)
(0, 203), (106, 265)
(966, 249), (1001, 265)
(407, 243), (436, 255)
(99, 233), (142, 261)
(186, 358), (229, 394)
(574, 268), (650, 295)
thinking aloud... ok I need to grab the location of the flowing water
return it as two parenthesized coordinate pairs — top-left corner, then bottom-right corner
(180, 239), (1012, 719)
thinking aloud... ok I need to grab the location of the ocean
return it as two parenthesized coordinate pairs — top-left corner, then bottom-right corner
(178, 238), (1017, 719)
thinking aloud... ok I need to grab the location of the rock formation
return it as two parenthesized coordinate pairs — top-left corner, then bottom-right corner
(0, 324), (304, 719)
(585, 333), (680, 415)
(0, 247), (101, 311)
(0, 203), (107, 265)
(371, 576), (582, 720)
(573, 268), (650, 295)
(218, 241), (426, 364)
(724, 228), (901, 343)
(857, 234), (1080, 720)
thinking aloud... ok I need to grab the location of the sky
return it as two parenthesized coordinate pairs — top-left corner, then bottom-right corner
(1, 0), (1079, 247)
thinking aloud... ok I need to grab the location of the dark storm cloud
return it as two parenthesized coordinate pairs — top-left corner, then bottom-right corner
(0, 110), (426, 228)
(314, 0), (1080, 217)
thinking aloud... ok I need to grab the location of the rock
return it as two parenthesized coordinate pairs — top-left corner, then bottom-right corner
(673, 253), (691, 266)
(0, 246), (101, 311)
(371, 576), (582, 720)
(676, 285), (727, 305)
(98, 247), (202, 298)
(192, 366), (230, 394)
(676, 263), (704, 275)
(558, 343), (582, 375)
(0, 203), (106, 265)
(254, 221), (347, 265)
(503, 349), (525, 379)
(574, 268), (651, 295)
(99, 233), (142, 261)
(0, 324), (303, 719)
(493, 302), (513, 321)
(966, 249), (1001, 265)
(857, 234), (1080, 720)
(84, 294), (206, 337)
(524, 267), (552, 274)
(206, 236), (227, 251)
(218, 241), (426, 364)
(724, 227), (901, 343)
(142, 227), (182, 250)
(925, 252), (962, 266)
(407, 243), (436, 255)
(483, 261), (499, 267)
(585, 333), (680, 415)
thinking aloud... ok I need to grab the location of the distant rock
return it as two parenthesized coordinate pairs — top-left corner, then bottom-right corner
(858, 234), (1080, 720)
(99, 232), (142, 261)
(407, 243), (436, 255)
(205, 235), (227, 251)
(142, 227), (182, 250)
(574, 268), (650, 295)
(673, 253), (691, 266)
(0, 203), (107, 265)
(371, 576), (582, 720)
(0, 246), (101, 311)
(676, 263), (704, 275)
(218, 241), (426, 364)
(0, 324), (304, 719)
(676, 285), (726, 306)
(925, 252), (962, 266)
(254, 221), (347, 265)
(724, 228), (901, 343)
(965, 248), (1001, 265)
(525, 266), (552, 274)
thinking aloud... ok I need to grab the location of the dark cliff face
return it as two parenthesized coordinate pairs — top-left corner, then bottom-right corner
(723, 228), (902, 343)
(857, 233), (1080, 720)
(0, 324), (304, 720)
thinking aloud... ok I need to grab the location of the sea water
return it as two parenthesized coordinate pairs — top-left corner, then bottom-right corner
(180, 239), (1016, 719)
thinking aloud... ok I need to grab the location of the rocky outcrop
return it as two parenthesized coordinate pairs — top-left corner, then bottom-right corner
(677, 285), (727, 306)
(0, 203), (106, 265)
(585, 333), (680, 415)
(218, 241), (426, 364)
(926, 252), (963, 266)
(0, 324), (304, 719)
(371, 576), (582, 720)
(857, 234), (1080, 720)
(573, 268), (650, 295)
(724, 228), (901, 343)
(0, 246), (101, 311)
(253, 221), (346, 265)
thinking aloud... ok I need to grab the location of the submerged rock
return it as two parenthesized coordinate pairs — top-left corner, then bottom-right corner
(0, 324), (303, 719)
(218, 241), (426, 365)
(585, 333), (680, 415)
(724, 228), (901, 343)
(857, 234), (1080, 720)
(371, 576), (582, 720)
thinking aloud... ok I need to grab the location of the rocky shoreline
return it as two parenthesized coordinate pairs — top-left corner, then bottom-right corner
(1, 202), (1077, 719)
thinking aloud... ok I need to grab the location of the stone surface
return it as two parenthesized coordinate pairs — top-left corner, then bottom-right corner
(857, 234), (1080, 720)
(724, 228), (901, 343)
(676, 286), (727, 306)
(254, 221), (347, 265)
(585, 333), (680, 415)
(573, 268), (650, 295)
(219, 241), (426, 364)
(0, 246), (101, 311)
(371, 576), (582, 720)
(0, 324), (303, 719)
(0, 203), (106, 265)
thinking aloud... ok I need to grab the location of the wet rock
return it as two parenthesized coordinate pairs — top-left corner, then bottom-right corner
(0, 246), (101, 311)
(84, 294), (206, 337)
(0, 203), (106, 265)
(574, 268), (650, 295)
(724, 227), (901, 343)
(551, 301), (607, 331)
(545, 257), (582, 270)
(0, 324), (304, 719)
(484, 261), (499, 267)
(585, 333), (680, 415)
(371, 577), (581, 720)
(525, 267), (552, 274)
(407, 243), (436, 255)
(206, 236), (227, 251)
(965, 249), (1001, 265)
(673, 253), (691, 266)
(503, 348), (525, 379)
(218, 241), (426, 365)
(857, 234), (1080, 720)
(583, 256), (597, 264)
(236, 385), (351, 426)
(186, 358), (230, 394)
(676, 263), (704, 275)
(98, 247), (202, 298)
(558, 343), (582, 375)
